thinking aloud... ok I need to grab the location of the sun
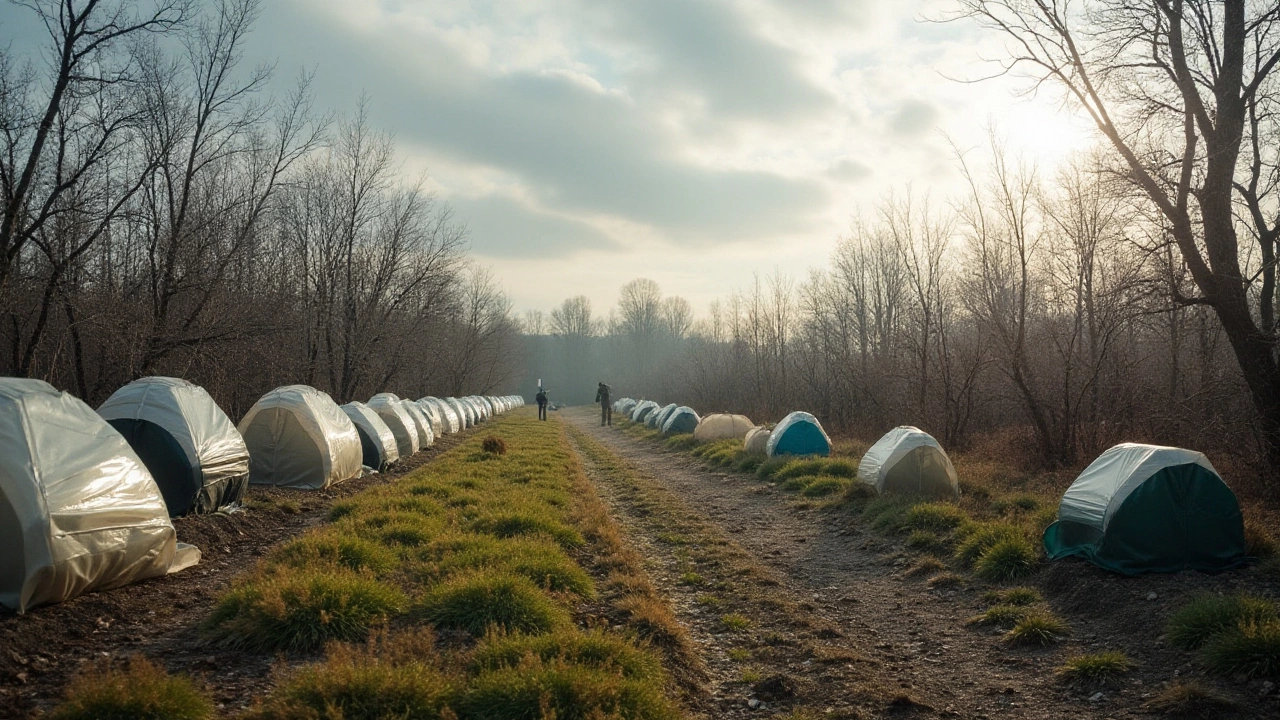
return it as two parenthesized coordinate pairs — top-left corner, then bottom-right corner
(1001, 100), (1101, 168)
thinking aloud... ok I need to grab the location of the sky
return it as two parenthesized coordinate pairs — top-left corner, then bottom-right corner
(3, 0), (1100, 316)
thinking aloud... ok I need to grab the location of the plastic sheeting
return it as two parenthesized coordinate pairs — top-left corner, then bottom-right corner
(402, 400), (435, 448)
(415, 399), (443, 436)
(630, 401), (659, 422)
(856, 426), (958, 498)
(239, 385), (363, 490)
(766, 412), (831, 457)
(342, 402), (399, 471)
(694, 414), (754, 442)
(98, 377), (249, 516)
(368, 394), (420, 457)
(662, 407), (701, 436)
(447, 398), (475, 428)
(424, 397), (461, 434)
(649, 403), (677, 429)
(1, 378), (199, 613)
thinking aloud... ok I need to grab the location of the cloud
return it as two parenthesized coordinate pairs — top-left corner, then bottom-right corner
(888, 99), (941, 137)
(451, 194), (620, 259)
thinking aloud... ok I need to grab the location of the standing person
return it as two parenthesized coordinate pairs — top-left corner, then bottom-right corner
(595, 382), (612, 426)
(536, 388), (548, 421)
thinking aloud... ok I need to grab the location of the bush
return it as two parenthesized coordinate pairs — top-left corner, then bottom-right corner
(904, 503), (968, 532)
(1166, 593), (1278, 650)
(482, 436), (508, 455)
(954, 523), (1022, 568)
(1202, 620), (1280, 678)
(205, 570), (406, 652)
(47, 657), (213, 720)
(458, 659), (679, 720)
(974, 537), (1039, 582)
(1005, 612), (1069, 646)
(801, 477), (848, 498)
(470, 630), (664, 682)
(421, 571), (569, 636)
(1057, 651), (1133, 684)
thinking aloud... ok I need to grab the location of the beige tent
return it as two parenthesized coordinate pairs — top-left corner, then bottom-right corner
(857, 426), (958, 497)
(239, 385), (363, 490)
(694, 413), (755, 442)
(744, 427), (772, 455)
(369, 393), (420, 457)
(1, 379), (200, 612)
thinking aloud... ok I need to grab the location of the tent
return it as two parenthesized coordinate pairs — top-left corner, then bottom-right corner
(98, 376), (249, 516)
(342, 402), (399, 471)
(1, 378), (199, 612)
(239, 385), (363, 490)
(856, 426), (958, 498)
(1042, 443), (1247, 575)
(694, 414), (754, 442)
(402, 400), (435, 447)
(421, 397), (459, 434)
(744, 427), (771, 455)
(766, 412), (831, 457)
(649, 403), (677, 429)
(631, 401), (659, 423)
(369, 394), (420, 457)
(662, 407), (701, 436)
(447, 398), (474, 428)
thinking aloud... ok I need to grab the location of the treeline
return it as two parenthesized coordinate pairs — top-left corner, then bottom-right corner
(0, 0), (522, 417)
(528, 147), (1255, 469)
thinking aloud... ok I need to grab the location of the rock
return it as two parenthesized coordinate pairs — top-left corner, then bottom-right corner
(1146, 592), (1158, 600)
(1089, 692), (1104, 703)
(748, 698), (762, 709)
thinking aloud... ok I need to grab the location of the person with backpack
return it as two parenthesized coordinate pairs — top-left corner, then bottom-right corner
(536, 388), (549, 421)
(594, 382), (612, 426)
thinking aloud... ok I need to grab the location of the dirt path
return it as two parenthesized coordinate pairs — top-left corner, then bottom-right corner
(565, 408), (1277, 719)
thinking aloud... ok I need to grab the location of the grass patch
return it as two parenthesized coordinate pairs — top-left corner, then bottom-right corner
(722, 613), (752, 631)
(458, 658), (679, 720)
(47, 657), (213, 720)
(756, 457), (793, 481)
(1005, 611), (1069, 646)
(926, 572), (965, 589)
(862, 496), (914, 534)
(1056, 651), (1133, 684)
(664, 434), (700, 451)
(982, 587), (1042, 606)
(482, 436), (508, 455)
(270, 533), (398, 575)
(470, 629), (665, 682)
(1166, 593), (1278, 650)
(906, 530), (949, 555)
(954, 522), (1022, 567)
(966, 604), (1031, 628)
(1202, 619), (1280, 678)
(973, 536), (1039, 582)
(904, 557), (947, 577)
(904, 502), (968, 532)
(420, 571), (570, 636)
(1245, 518), (1278, 558)
(801, 477), (848, 498)
(1142, 682), (1238, 718)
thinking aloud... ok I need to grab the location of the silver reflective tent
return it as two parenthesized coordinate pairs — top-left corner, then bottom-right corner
(239, 385), (363, 490)
(342, 402), (400, 471)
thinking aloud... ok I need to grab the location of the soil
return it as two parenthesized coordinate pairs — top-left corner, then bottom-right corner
(564, 408), (1280, 719)
(0, 430), (472, 719)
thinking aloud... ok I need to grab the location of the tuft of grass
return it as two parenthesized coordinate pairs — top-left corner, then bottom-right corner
(270, 533), (398, 575)
(966, 604), (1031, 628)
(904, 557), (947, 577)
(801, 477), (848, 498)
(776, 459), (830, 481)
(695, 594), (723, 608)
(678, 571), (705, 586)
(982, 587), (1042, 607)
(458, 658), (679, 720)
(470, 511), (585, 548)
(862, 496), (914, 534)
(728, 648), (752, 662)
(906, 530), (949, 555)
(1166, 593), (1278, 650)
(420, 571), (570, 637)
(470, 629), (664, 682)
(779, 475), (816, 493)
(973, 536), (1039, 582)
(755, 457), (793, 481)
(926, 572), (965, 589)
(205, 570), (406, 652)
(721, 613), (752, 631)
(47, 657), (213, 720)
(1245, 518), (1278, 558)
(1056, 651), (1133, 684)
(664, 434), (700, 451)
(904, 502), (968, 532)
(1005, 611), (1069, 646)
(954, 523), (1022, 568)
(821, 459), (859, 478)
(842, 481), (877, 500)
(1202, 620), (1280, 678)
(1141, 682), (1238, 718)
(422, 534), (596, 598)
(734, 455), (763, 474)
(482, 436), (508, 455)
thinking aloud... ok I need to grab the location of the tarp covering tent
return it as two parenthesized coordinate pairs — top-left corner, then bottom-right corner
(1, 378), (199, 613)
(631, 401), (659, 423)
(662, 407), (700, 436)
(342, 402), (399, 471)
(415, 399), (443, 434)
(369, 394), (420, 457)
(856, 426), (958, 498)
(98, 377), (249, 516)
(1043, 443), (1247, 575)
(402, 400), (434, 447)
(744, 427), (771, 455)
(423, 397), (460, 434)
(766, 412), (831, 457)
(649, 403), (677, 429)
(239, 385), (363, 490)
(694, 414), (754, 442)
(447, 398), (474, 428)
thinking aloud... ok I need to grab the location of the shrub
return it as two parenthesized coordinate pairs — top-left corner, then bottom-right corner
(1141, 682), (1238, 718)
(1057, 651), (1133, 684)
(47, 657), (213, 720)
(955, 523), (1022, 568)
(801, 477), (848, 498)
(270, 533), (398, 575)
(1166, 593), (1278, 650)
(470, 630), (664, 682)
(1005, 612), (1069, 646)
(458, 659), (678, 720)
(420, 571), (569, 636)
(904, 503), (968, 532)
(974, 537), (1039, 582)
(1202, 620), (1280, 678)
(205, 570), (406, 652)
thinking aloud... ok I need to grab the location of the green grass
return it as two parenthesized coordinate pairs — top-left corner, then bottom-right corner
(982, 587), (1042, 606)
(469, 630), (665, 682)
(756, 457), (793, 481)
(1056, 651), (1133, 684)
(1202, 619), (1280, 678)
(801, 477), (849, 497)
(270, 532), (398, 575)
(906, 530), (949, 554)
(47, 657), (213, 720)
(1141, 682), (1238, 718)
(458, 659), (679, 720)
(421, 571), (571, 637)
(973, 536), (1039, 582)
(954, 523), (1022, 567)
(904, 503), (968, 531)
(966, 604), (1031, 628)
(1005, 611), (1069, 646)
(1166, 593), (1278, 650)
(862, 496), (915, 534)
(722, 613), (752, 631)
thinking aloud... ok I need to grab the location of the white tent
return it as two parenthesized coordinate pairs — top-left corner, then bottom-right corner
(239, 385), (363, 490)
(368, 393), (421, 457)
(448, 398), (475, 428)
(694, 414), (754, 442)
(744, 427), (771, 455)
(415, 399), (443, 435)
(402, 400), (435, 447)
(98, 376), (249, 516)
(648, 403), (677, 429)
(425, 397), (461, 434)
(630, 400), (659, 422)
(857, 426), (958, 497)
(1, 379), (200, 612)
(341, 402), (400, 471)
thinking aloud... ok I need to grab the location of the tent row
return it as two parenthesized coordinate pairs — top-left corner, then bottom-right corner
(1, 377), (519, 612)
(613, 397), (701, 436)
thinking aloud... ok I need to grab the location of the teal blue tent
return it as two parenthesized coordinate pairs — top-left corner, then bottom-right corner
(1043, 444), (1246, 575)
(662, 407), (700, 436)
(649, 403), (677, 429)
(766, 411), (831, 457)
(630, 401), (659, 423)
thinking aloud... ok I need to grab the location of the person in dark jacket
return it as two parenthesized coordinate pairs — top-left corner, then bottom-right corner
(536, 388), (549, 421)
(595, 382), (612, 426)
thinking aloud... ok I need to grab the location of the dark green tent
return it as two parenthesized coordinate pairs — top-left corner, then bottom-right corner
(1043, 443), (1246, 575)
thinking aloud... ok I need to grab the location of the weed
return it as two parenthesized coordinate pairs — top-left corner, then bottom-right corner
(1005, 611), (1069, 646)
(482, 436), (507, 455)
(1141, 682), (1238, 718)
(1202, 620), (1280, 678)
(722, 613), (752, 631)
(1057, 651), (1133, 684)
(904, 503), (968, 532)
(1166, 593), (1278, 650)
(47, 657), (213, 720)
(801, 477), (848, 498)
(420, 571), (570, 636)
(974, 536), (1039, 582)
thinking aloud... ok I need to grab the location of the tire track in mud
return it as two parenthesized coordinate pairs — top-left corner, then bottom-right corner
(564, 409), (1115, 720)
